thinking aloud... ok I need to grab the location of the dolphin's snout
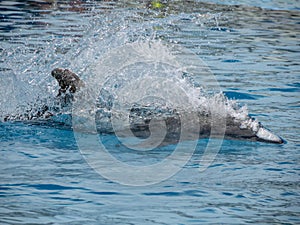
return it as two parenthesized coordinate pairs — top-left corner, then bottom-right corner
(256, 126), (284, 144)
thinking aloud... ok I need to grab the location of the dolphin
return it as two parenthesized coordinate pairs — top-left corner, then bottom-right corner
(3, 68), (284, 144)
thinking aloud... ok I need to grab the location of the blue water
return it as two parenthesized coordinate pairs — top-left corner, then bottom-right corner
(1, 1), (299, 224)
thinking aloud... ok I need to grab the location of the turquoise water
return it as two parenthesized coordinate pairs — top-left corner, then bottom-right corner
(1, 0), (299, 224)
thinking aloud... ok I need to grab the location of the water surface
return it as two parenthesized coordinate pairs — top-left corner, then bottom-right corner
(0, 0), (299, 224)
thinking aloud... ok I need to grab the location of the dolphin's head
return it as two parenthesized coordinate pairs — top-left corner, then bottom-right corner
(255, 125), (285, 144)
(51, 68), (64, 80)
(239, 118), (285, 144)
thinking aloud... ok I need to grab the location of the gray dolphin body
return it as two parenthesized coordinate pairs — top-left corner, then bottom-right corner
(133, 111), (284, 144)
(107, 105), (284, 144)
(4, 68), (284, 144)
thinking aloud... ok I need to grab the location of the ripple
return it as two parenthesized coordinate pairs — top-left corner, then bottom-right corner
(268, 87), (300, 93)
(223, 91), (263, 100)
(222, 59), (241, 63)
(142, 191), (181, 197)
(27, 184), (87, 191)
